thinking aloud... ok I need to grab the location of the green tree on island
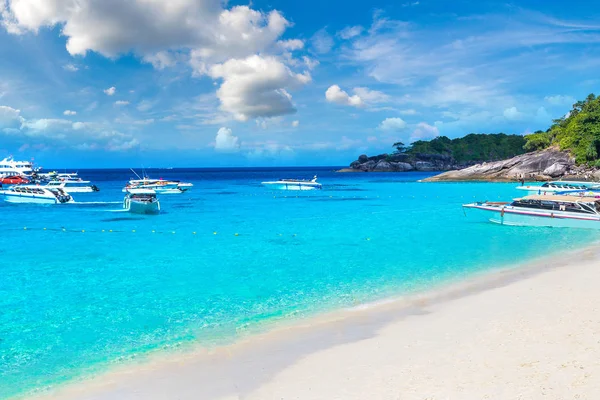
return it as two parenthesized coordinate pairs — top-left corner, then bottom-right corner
(523, 93), (600, 165)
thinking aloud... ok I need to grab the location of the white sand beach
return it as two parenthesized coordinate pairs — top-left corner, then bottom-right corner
(36, 246), (600, 400)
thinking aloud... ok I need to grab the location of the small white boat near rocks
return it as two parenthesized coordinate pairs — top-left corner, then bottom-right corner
(123, 189), (160, 215)
(261, 176), (322, 191)
(516, 180), (600, 194)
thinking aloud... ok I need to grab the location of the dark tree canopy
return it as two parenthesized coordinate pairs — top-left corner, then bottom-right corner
(403, 134), (527, 163)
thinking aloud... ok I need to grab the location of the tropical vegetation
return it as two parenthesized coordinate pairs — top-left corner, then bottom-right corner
(523, 93), (600, 165)
(394, 133), (527, 163)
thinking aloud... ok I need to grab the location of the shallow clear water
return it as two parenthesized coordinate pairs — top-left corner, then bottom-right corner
(1, 168), (598, 398)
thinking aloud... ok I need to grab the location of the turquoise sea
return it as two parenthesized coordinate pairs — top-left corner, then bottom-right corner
(1, 167), (598, 399)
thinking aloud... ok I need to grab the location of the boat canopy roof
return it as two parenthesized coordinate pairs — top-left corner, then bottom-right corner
(548, 180), (600, 185)
(520, 194), (600, 203)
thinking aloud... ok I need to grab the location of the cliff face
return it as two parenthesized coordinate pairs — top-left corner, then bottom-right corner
(337, 153), (475, 173)
(423, 148), (600, 182)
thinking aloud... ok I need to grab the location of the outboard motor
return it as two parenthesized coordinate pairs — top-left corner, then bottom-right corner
(91, 185), (100, 192)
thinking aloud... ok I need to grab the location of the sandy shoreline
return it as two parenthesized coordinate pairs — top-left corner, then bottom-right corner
(31, 244), (600, 400)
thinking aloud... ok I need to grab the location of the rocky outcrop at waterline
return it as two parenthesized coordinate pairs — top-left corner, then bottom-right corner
(337, 152), (475, 173)
(423, 148), (600, 182)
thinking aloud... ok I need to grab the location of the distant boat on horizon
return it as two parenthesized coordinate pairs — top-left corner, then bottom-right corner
(261, 175), (322, 191)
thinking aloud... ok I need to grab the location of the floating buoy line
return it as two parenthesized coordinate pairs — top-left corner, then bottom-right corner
(9, 226), (379, 241)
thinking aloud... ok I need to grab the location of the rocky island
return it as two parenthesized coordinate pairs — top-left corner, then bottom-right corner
(339, 133), (527, 174)
(342, 93), (600, 182)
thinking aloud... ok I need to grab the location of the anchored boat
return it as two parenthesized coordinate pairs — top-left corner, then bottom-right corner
(463, 194), (600, 229)
(46, 179), (100, 193)
(516, 180), (600, 194)
(261, 175), (322, 191)
(123, 169), (193, 194)
(123, 189), (160, 215)
(0, 185), (73, 204)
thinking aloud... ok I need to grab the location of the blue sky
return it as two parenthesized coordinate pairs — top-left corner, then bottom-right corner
(0, 0), (599, 167)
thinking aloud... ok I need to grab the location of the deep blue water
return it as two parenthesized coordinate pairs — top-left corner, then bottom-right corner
(1, 167), (598, 398)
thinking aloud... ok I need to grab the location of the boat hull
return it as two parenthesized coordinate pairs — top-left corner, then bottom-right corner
(1, 192), (59, 204)
(261, 182), (321, 191)
(125, 199), (160, 215)
(463, 204), (600, 229)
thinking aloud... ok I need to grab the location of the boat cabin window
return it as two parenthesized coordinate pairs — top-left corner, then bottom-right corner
(511, 199), (597, 214)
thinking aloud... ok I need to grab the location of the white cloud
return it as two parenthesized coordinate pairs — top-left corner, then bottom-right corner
(143, 51), (176, 70)
(209, 55), (310, 121)
(325, 85), (389, 108)
(378, 117), (407, 131)
(325, 85), (363, 107)
(292, 120), (300, 128)
(104, 86), (116, 96)
(2, 2), (286, 60)
(338, 25), (364, 40)
(278, 39), (304, 51)
(399, 109), (418, 115)
(0, 108), (138, 151)
(133, 119), (155, 125)
(503, 106), (523, 120)
(302, 56), (319, 70)
(214, 127), (240, 152)
(352, 87), (389, 103)
(311, 28), (334, 54)
(544, 95), (576, 106)
(136, 100), (155, 112)
(63, 110), (76, 116)
(0, 105), (24, 130)
(1, 2), (310, 127)
(245, 141), (294, 159)
(411, 122), (439, 141)
(114, 100), (130, 106)
(63, 63), (78, 72)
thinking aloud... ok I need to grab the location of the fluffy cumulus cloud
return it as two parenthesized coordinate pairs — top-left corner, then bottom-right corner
(209, 55), (310, 121)
(325, 85), (389, 108)
(0, 105), (24, 130)
(503, 106), (523, 120)
(1, 1), (311, 122)
(411, 122), (439, 141)
(214, 127), (240, 152)
(0, 104), (138, 151)
(63, 110), (76, 116)
(104, 86), (116, 96)
(114, 100), (129, 106)
(378, 117), (407, 131)
(325, 85), (363, 107)
(291, 120), (299, 128)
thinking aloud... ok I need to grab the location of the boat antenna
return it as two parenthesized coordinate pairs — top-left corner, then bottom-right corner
(130, 168), (142, 180)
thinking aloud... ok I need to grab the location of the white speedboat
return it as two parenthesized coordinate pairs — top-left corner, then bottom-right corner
(123, 178), (187, 194)
(46, 179), (100, 193)
(0, 156), (36, 177)
(261, 175), (322, 191)
(0, 185), (73, 204)
(463, 194), (600, 229)
(124, 189), (160, 215)
(516, 180), (600, 194)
